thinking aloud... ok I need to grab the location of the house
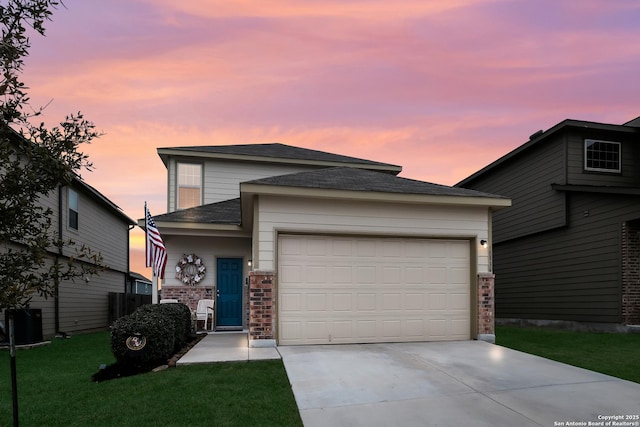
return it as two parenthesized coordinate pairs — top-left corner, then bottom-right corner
(456, 116), (640, 330)
(127, 272), (153, 296)
(148, 143), (510, 346)
(0, 124), (136, 339)
(32, 178), (136, 338)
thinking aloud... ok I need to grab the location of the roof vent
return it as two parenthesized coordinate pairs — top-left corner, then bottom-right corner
(529, 130), (544, 140)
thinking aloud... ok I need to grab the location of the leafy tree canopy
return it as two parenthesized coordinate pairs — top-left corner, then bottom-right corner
(1, 0), (103, 310)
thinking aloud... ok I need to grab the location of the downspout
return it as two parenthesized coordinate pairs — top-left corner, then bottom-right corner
(55, 185), (63, 334)
(125, 224), (136, 295)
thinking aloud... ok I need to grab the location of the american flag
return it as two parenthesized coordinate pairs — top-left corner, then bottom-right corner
(145, 203), (167, 279)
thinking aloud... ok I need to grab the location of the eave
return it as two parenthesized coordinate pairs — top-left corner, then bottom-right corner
(136, 218), (249, 237)
(157, 147), (402, 174)
(552, 184), (640, 196)
(240, 182), (512, 209)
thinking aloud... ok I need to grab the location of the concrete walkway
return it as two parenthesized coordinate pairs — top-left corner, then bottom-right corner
(279, 341), (640, 427)
(176, 331), (280, 365)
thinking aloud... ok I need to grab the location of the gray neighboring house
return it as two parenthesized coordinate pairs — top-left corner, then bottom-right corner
(457, 116), (640, 329)
(147, 143), (510, 346)
(31, 178), (136, 338)
(1, 124), (136, 341)
(127, 272), (153, 295)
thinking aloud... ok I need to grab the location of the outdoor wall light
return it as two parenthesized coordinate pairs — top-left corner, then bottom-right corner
(247, 259), (252, 267)
(480, 240), (488, 248)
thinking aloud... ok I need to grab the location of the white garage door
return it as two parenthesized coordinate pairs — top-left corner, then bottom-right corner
(278, 235), (471, 345)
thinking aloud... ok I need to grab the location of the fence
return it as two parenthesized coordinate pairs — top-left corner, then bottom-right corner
(108, 292), (152, 325)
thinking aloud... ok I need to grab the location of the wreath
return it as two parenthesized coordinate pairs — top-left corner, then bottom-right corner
(175, 253), (206, 286)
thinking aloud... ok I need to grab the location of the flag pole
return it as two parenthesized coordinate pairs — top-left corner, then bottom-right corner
(144, 200), (159, 304)
(152, 272), (159, 304)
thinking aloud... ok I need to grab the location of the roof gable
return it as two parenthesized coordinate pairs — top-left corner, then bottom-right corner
(457, 117), (640, 187)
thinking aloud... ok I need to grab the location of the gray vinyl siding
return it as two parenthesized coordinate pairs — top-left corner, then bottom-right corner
(495, 191), (640, 323)
(166, 156), (322, 211)
(56, 185), (129, 335)
(466, 137), (566, 243)
(566, 130), (640, 187)
(60, 185), (129, 273)
(16, 183), (131, 338)
(202, 160), (319, 205)
(57, 269), (125, 333)
(168, 157), (176, 212)
(26, 269), (126, 337)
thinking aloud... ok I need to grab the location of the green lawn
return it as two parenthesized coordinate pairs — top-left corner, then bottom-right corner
(496, 325), (640, 384)
(0, 332), (303, 427)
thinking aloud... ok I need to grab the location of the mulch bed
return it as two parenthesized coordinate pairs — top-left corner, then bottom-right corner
(91, 333), (207, 382)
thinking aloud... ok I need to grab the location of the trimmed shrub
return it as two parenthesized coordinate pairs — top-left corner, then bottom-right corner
(110, 303), (193, 369)
(134, 303), (193, 351)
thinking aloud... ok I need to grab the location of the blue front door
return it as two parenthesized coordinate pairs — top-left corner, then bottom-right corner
(216, 258), (243, 327)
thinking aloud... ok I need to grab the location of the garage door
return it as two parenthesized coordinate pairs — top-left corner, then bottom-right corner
(278, 235), (470, 345)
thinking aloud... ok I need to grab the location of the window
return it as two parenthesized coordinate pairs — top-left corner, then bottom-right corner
(584, 139), (621, 173)
(68, 188), (79, 229)
(177, 163), (202, 209)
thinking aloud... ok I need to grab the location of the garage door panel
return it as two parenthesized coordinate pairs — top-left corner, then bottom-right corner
(405, 293), (425, 310)
(280, 293), (302, 311)
(333, 293), (352, 311)
(278, 235), (470, 345)
(427, 267), (447, 284)
(307, 293), (327, 311)
(332, 321), (353, 338)
(406, 319), (425, 336)
(357, 320), (376, 338)
(357, 293), (376, 310)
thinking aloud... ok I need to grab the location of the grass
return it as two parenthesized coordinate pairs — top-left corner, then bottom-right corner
(496, 325), (640, 384)
(0, 332), (303, 427)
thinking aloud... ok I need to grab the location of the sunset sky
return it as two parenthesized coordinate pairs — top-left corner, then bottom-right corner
(20, 0), (640, 277)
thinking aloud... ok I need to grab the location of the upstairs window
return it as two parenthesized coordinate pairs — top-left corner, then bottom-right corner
(584, 140), (621, 173)
(177, 163), (202, 209)
(68, 188), (79, 230)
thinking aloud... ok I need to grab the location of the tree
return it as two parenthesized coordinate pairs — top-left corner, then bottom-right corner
(1, 2), (104, 425)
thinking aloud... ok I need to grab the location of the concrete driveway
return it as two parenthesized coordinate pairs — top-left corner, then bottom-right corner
(278, 341), (640, 427)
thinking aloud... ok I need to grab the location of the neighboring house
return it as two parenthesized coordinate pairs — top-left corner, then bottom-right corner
(127, 271), (153, 295)
(30, 178), (136, 338)
(147, 143), (510, 346)
(457, 116), (640, 329)
(0, 125), (136, 339)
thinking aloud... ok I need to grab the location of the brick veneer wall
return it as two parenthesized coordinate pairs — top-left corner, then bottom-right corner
(160, 286), (214, 313)
(478, 273), (495, 339)
(622, 221), (640, 325)
(249, 270), (275, 342)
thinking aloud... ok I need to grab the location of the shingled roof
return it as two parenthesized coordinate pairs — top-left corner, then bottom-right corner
(158, 143), (401, 173)
(150, 168), (508, 227)
(245, 167), (507, 199)
(153, 198), (241, 224)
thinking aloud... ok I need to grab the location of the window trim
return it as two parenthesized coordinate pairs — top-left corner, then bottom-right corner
(584, 139), (621, 173)
(176, 162), (203, 209)
(68, 188), (79, 230)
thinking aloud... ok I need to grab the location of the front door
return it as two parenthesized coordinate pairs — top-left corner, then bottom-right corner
(216, 258), (243, 328)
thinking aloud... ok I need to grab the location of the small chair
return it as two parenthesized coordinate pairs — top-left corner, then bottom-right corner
(196, 299), (215, 331)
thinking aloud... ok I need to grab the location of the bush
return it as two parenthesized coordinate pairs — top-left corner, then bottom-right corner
(110, 303), (193, 369)
(134, 303), (193, 350)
